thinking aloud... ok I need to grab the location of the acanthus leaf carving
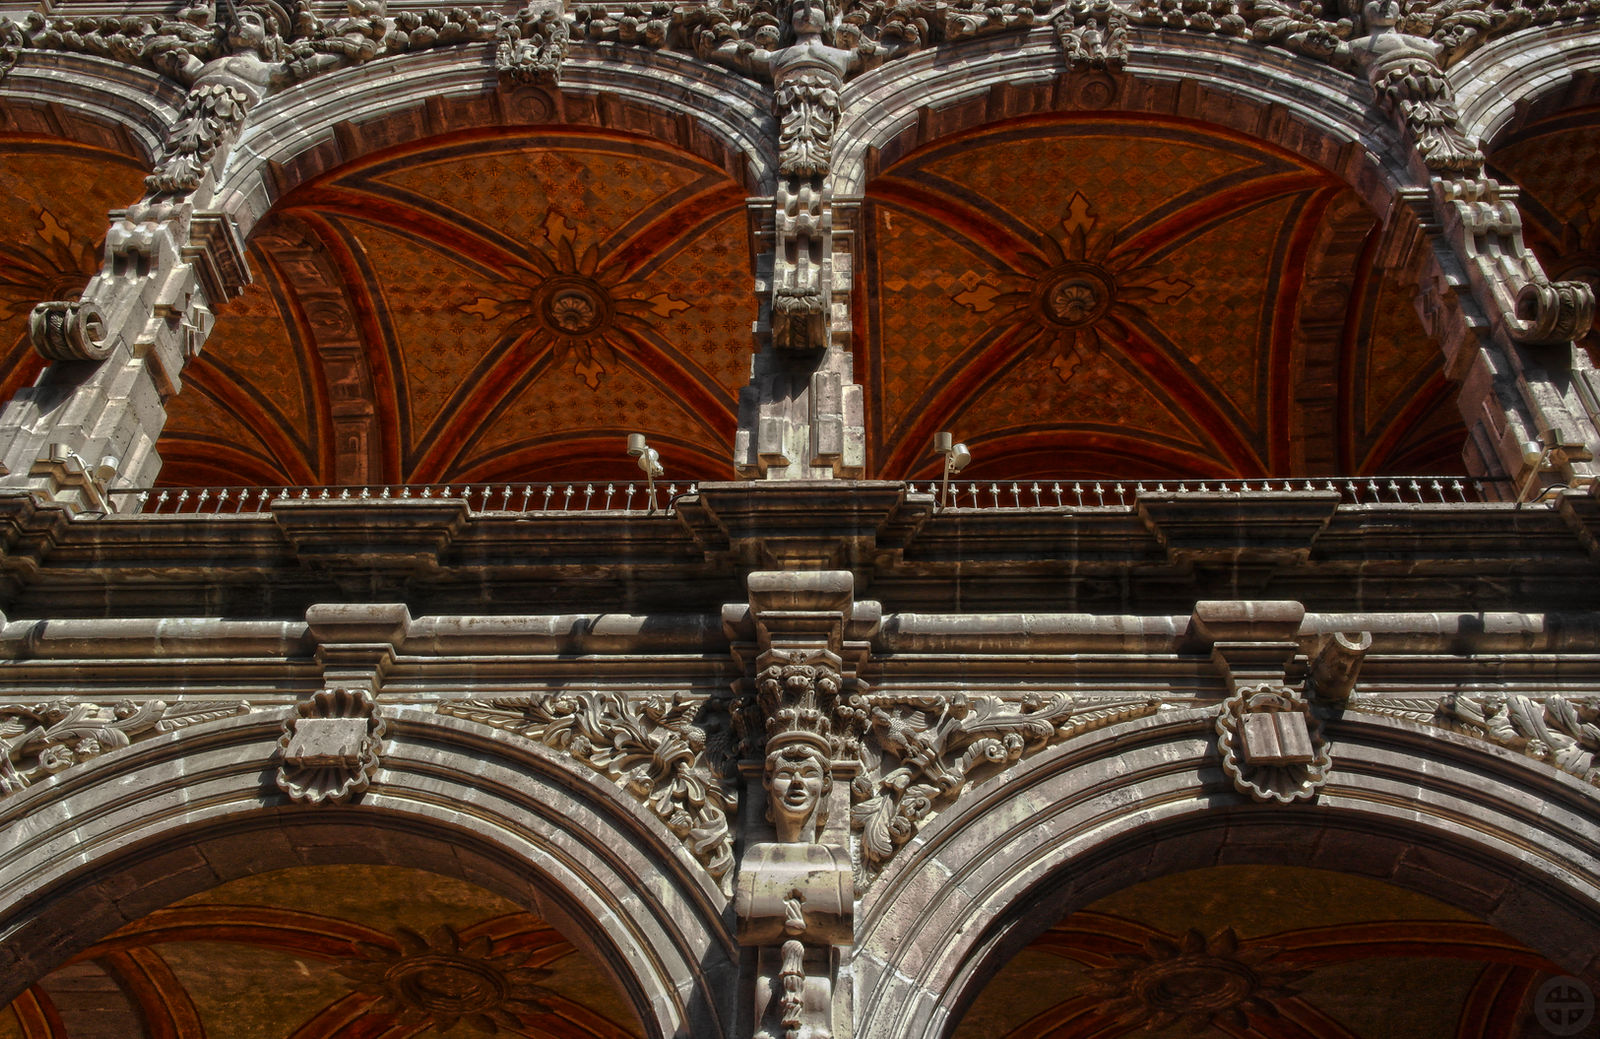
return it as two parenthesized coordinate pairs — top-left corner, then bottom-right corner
(438, 692), (739, 891)
(1443, 692), (1600, 784)
(851, 693), (1158, 871)
(1054, 0), (1129, 71)
(496, 0), (569, 84)
(276, 686), (385, 805)
(1215, 683), (1330, 804)
(0, 698), (250, 797)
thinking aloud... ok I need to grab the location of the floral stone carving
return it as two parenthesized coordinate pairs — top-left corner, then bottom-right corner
(852, 692), (1158, 870)
(1352, 694), (1600, 786)
(276, 687), (385, 805)
(1, 698), (249, 796)
(1215, 684), (1331, 803)
(338, 923), (557, 1034)
(437, 692), (738, 891)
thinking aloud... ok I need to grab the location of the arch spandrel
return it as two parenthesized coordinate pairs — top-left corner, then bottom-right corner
(0, 707), (738, 1039)
(855, 707), (1600, 1039)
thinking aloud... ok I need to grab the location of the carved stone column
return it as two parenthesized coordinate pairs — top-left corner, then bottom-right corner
(725, 570), (878, 1039)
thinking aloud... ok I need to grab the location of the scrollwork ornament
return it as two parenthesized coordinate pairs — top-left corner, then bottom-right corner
(29, 300), (111, 362)
(1512, 279), (1597, 346)
(438, 692), (739, 891)
(775, 72), (841, 177)
(851, 693), (1157, 871)
(1, 698), (249, 796)
(275, 687), (385, 805)
(1442, 692), (1599, 784)
(1215, 684), (1330, 804)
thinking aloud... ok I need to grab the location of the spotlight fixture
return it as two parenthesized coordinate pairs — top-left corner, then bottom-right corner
(934, 431), (972, 510)
(626, 433), (664, 513)
(1515, 427), (1568, 507)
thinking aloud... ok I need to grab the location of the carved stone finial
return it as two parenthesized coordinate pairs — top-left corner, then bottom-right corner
(1215, 683), (1331, 803)
(276, 687), (385, 805)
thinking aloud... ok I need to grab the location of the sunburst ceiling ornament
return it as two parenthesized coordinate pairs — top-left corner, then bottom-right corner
(1081, 925), (1308, 1032)
(462, 211), (690, 389)
(337, 923), (559, 1034)
(953, 191), (1192, 381)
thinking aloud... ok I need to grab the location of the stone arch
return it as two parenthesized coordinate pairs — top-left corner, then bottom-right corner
(0, 706), (737, 1039)
(215, 47), (776, 239)
(1453, 23), (1600, 152)
(832, 31), (1408, 206)
(854, 706), (1600, 1039)
(0, 52), (178, 163)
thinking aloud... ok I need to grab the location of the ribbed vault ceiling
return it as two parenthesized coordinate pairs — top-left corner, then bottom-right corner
(1, 864), (642, 1039)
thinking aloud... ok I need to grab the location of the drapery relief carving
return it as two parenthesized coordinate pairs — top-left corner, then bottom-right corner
(437, 692), (739, 891)
(276, 686), (386, 805)
(1357, 693), (1600, 786)
(0, 698), (248, 796)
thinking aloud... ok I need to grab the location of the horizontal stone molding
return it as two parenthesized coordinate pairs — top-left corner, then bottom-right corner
(0, 706), (736, 1039)
(855, 706), (1600, 1039)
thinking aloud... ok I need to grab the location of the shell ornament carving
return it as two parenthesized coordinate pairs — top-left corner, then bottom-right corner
(275, 687), (385, 805)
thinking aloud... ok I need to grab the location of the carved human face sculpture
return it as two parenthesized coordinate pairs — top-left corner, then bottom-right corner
(767, 745), (828, 842)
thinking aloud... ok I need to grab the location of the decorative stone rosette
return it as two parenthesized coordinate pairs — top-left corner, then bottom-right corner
(276, 687), (385, 805)
(1215, 684), (1331, 804)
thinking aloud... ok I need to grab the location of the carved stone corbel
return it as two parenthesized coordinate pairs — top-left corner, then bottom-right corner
(275, 687), (385, 805)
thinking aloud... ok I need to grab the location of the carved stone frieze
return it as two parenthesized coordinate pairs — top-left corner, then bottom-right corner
(1129, 0), (1247, 36)
(1055, 0), (1129, 71)
(1443, 692), (1599, 784)
(0, 698), (249, 796)
(496, 0), (568, 83)
(852, 693), (1159, 870)
(1353, 693), (1600, 785)
(1215, 683), (1331, 803)
(276, 686), (385, 805)
(438, 692), (739, 890)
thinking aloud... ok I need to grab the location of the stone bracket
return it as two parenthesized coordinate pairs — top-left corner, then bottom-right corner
(305, 602), (412, 693)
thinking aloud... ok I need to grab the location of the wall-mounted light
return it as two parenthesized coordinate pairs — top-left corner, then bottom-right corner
(626, 433), (663, 514)
(1515, 428), (1568, 507)
(934, 431), (971, 511)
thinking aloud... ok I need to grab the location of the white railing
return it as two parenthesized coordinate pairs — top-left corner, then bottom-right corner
(915, 477), (1487, 510)
(110, 482), (694, 515)
(107, 476), (1490, 516)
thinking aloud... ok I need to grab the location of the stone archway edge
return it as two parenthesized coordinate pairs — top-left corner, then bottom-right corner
(0, 705), (738, 1039)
